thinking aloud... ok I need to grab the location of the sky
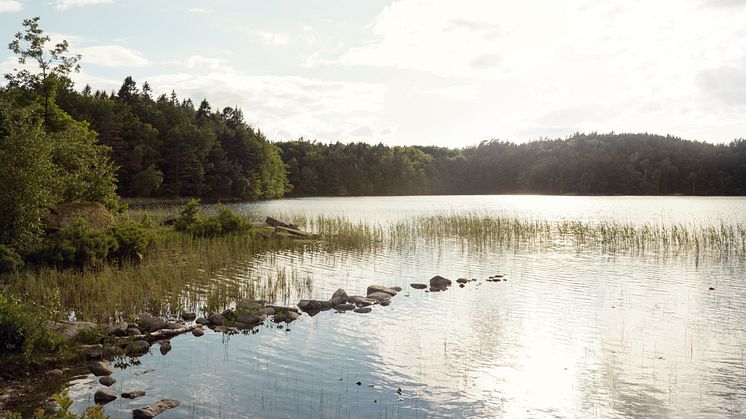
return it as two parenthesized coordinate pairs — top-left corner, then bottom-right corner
(1, 0), (745, 147)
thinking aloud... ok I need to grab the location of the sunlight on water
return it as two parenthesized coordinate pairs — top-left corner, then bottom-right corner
(63, 196), (746, 418)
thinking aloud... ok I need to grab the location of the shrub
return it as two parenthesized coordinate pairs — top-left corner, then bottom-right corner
(0, 244), (23, 272)
(187, 205), (251, 238)
(108, 221), (153, 260)
(7, 389), (107, 419)
(29, 217), (116, 268)
(174, 199), (200, 231)
(0, 292), (58, 361)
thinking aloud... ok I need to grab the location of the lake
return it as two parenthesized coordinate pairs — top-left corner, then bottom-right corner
(61, 195), (746, 418)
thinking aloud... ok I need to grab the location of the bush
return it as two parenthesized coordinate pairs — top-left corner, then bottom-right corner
(174, 199), (200, 231)
(28, 218), (153, 268)
(0, 244), (23, 272)
(0, 292), (58, 361)
(108, 221), (153, 260)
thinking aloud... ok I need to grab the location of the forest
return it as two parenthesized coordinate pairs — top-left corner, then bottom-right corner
(279, 134), (746, 196)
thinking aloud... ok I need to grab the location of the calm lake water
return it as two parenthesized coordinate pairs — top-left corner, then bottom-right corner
(63, 195), (746, 418)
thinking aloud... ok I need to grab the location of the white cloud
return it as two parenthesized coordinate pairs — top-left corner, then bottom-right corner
(78, 45), (148, 67)
(0, 0), (22, 13)
(257, 31), (290, 46)
(55, 0), (112, 10)
(142, 68), (389, 141)
(185, 55), (225, 70)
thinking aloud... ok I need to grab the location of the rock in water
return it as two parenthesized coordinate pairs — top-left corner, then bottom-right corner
(410, 283), (428, 289)
(354, 307), (372, 314)
(89, 361), (113, 376)
(367, 291), (392, 302)
(126, 340), (150, 356)
(429, 275), (452, 289)
(94, 388), (117, 404)
(236, 299), (263, 310)
(235, 312), (261, 325)
(347, 296), (377, 307)
(366, 285), (398, 296)
(207, 313), (226, 325)
(159, 340), (172, 355)
(297, 299), (334, 312)
(334, 303), (355, 311)
(106, 322), (128, 336)
(122, 390), (146, 399)
(137, 313), (168, 332)
(456, 278), (469, 284)
(192, 327), (205, 337)
(181, 312), (196, 321)
(133, 399), (181, 418)
(330, 288), (348, 305)
(99, 376), (116, 386)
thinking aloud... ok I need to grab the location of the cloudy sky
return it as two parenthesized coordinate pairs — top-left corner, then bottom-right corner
(1, 0), (745, 146)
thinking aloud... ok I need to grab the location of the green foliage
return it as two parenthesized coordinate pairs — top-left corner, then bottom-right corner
(0, 103), (59, 249)
(0, 291), (58, 362)
(10, 389), (107, 419)
(173, 200), (251, 238)
(175, 199), (200, 231)
(0, 244), (23, 272)
(28, 218), (153, 268)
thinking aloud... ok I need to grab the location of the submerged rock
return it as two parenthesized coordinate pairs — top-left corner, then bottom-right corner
(354, 307), (372, 314)
(159, 340), (172, 355)
(366, 291), (392, 302)
(89, 361), (112, 376)
(122, 390), (146, 399)
(410, 283), (428, 289)
(99, 376), (116, 386)
(366, 285), (398, 296)
(456, 278), (468, 284)
(380, 300), (391, 306)
(297, 299), (334, 312)
(334, 303), (355, 311)
(429, 287), (442, 292)
(348, 296), (377, 307)
(133, 399), (181, 418)
(94, 388), (117, 404)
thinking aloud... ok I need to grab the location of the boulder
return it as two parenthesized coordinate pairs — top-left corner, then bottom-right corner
(43, 202), (114, 232)
(334, 303), (355, 311)
(429, 287), (442, 292)
(51, 321), (97, 341)
(138, 313), (169, 332)
(159, 340), (172, 355)
(133, 399), (181, 419)
(353, 307), (372, 314)
(367, 285), (397, 296)
(94, 388), (117, 404)
(220, 309), (235, 321)
(236, 299), (263, 311)
(380, 300), (391, 306)
(81, 344), (103, 359)
(106, 322), (129, 336)
(235, 312), (261, 325)
(410, 283), (428, 290)
(181, 312), (196, 321)
(192, 328), (205, 337)
(195, 317), (209, 325)
(122, 390), (146, 399)
(330, 288), (348, 305)
(260, 307), (276, 315)
(391, 286), (403, 292)
(297, 299), (334, 312)
(207, 313), (225, 325)
(127, 327), (142, 336)
(89, 361), (113, 376)
(126, 340), (150, 356)
(366, 292), (392, 302)
(99, 376), (116, 386)
(430, 275), (452, 289)
(456, 278), (469, 284)
(348, 296), (377, 307)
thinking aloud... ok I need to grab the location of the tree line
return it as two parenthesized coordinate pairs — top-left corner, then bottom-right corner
(277, 134), (746, 197)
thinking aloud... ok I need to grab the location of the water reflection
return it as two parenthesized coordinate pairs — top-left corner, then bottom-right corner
(57, 196), (746, 418)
